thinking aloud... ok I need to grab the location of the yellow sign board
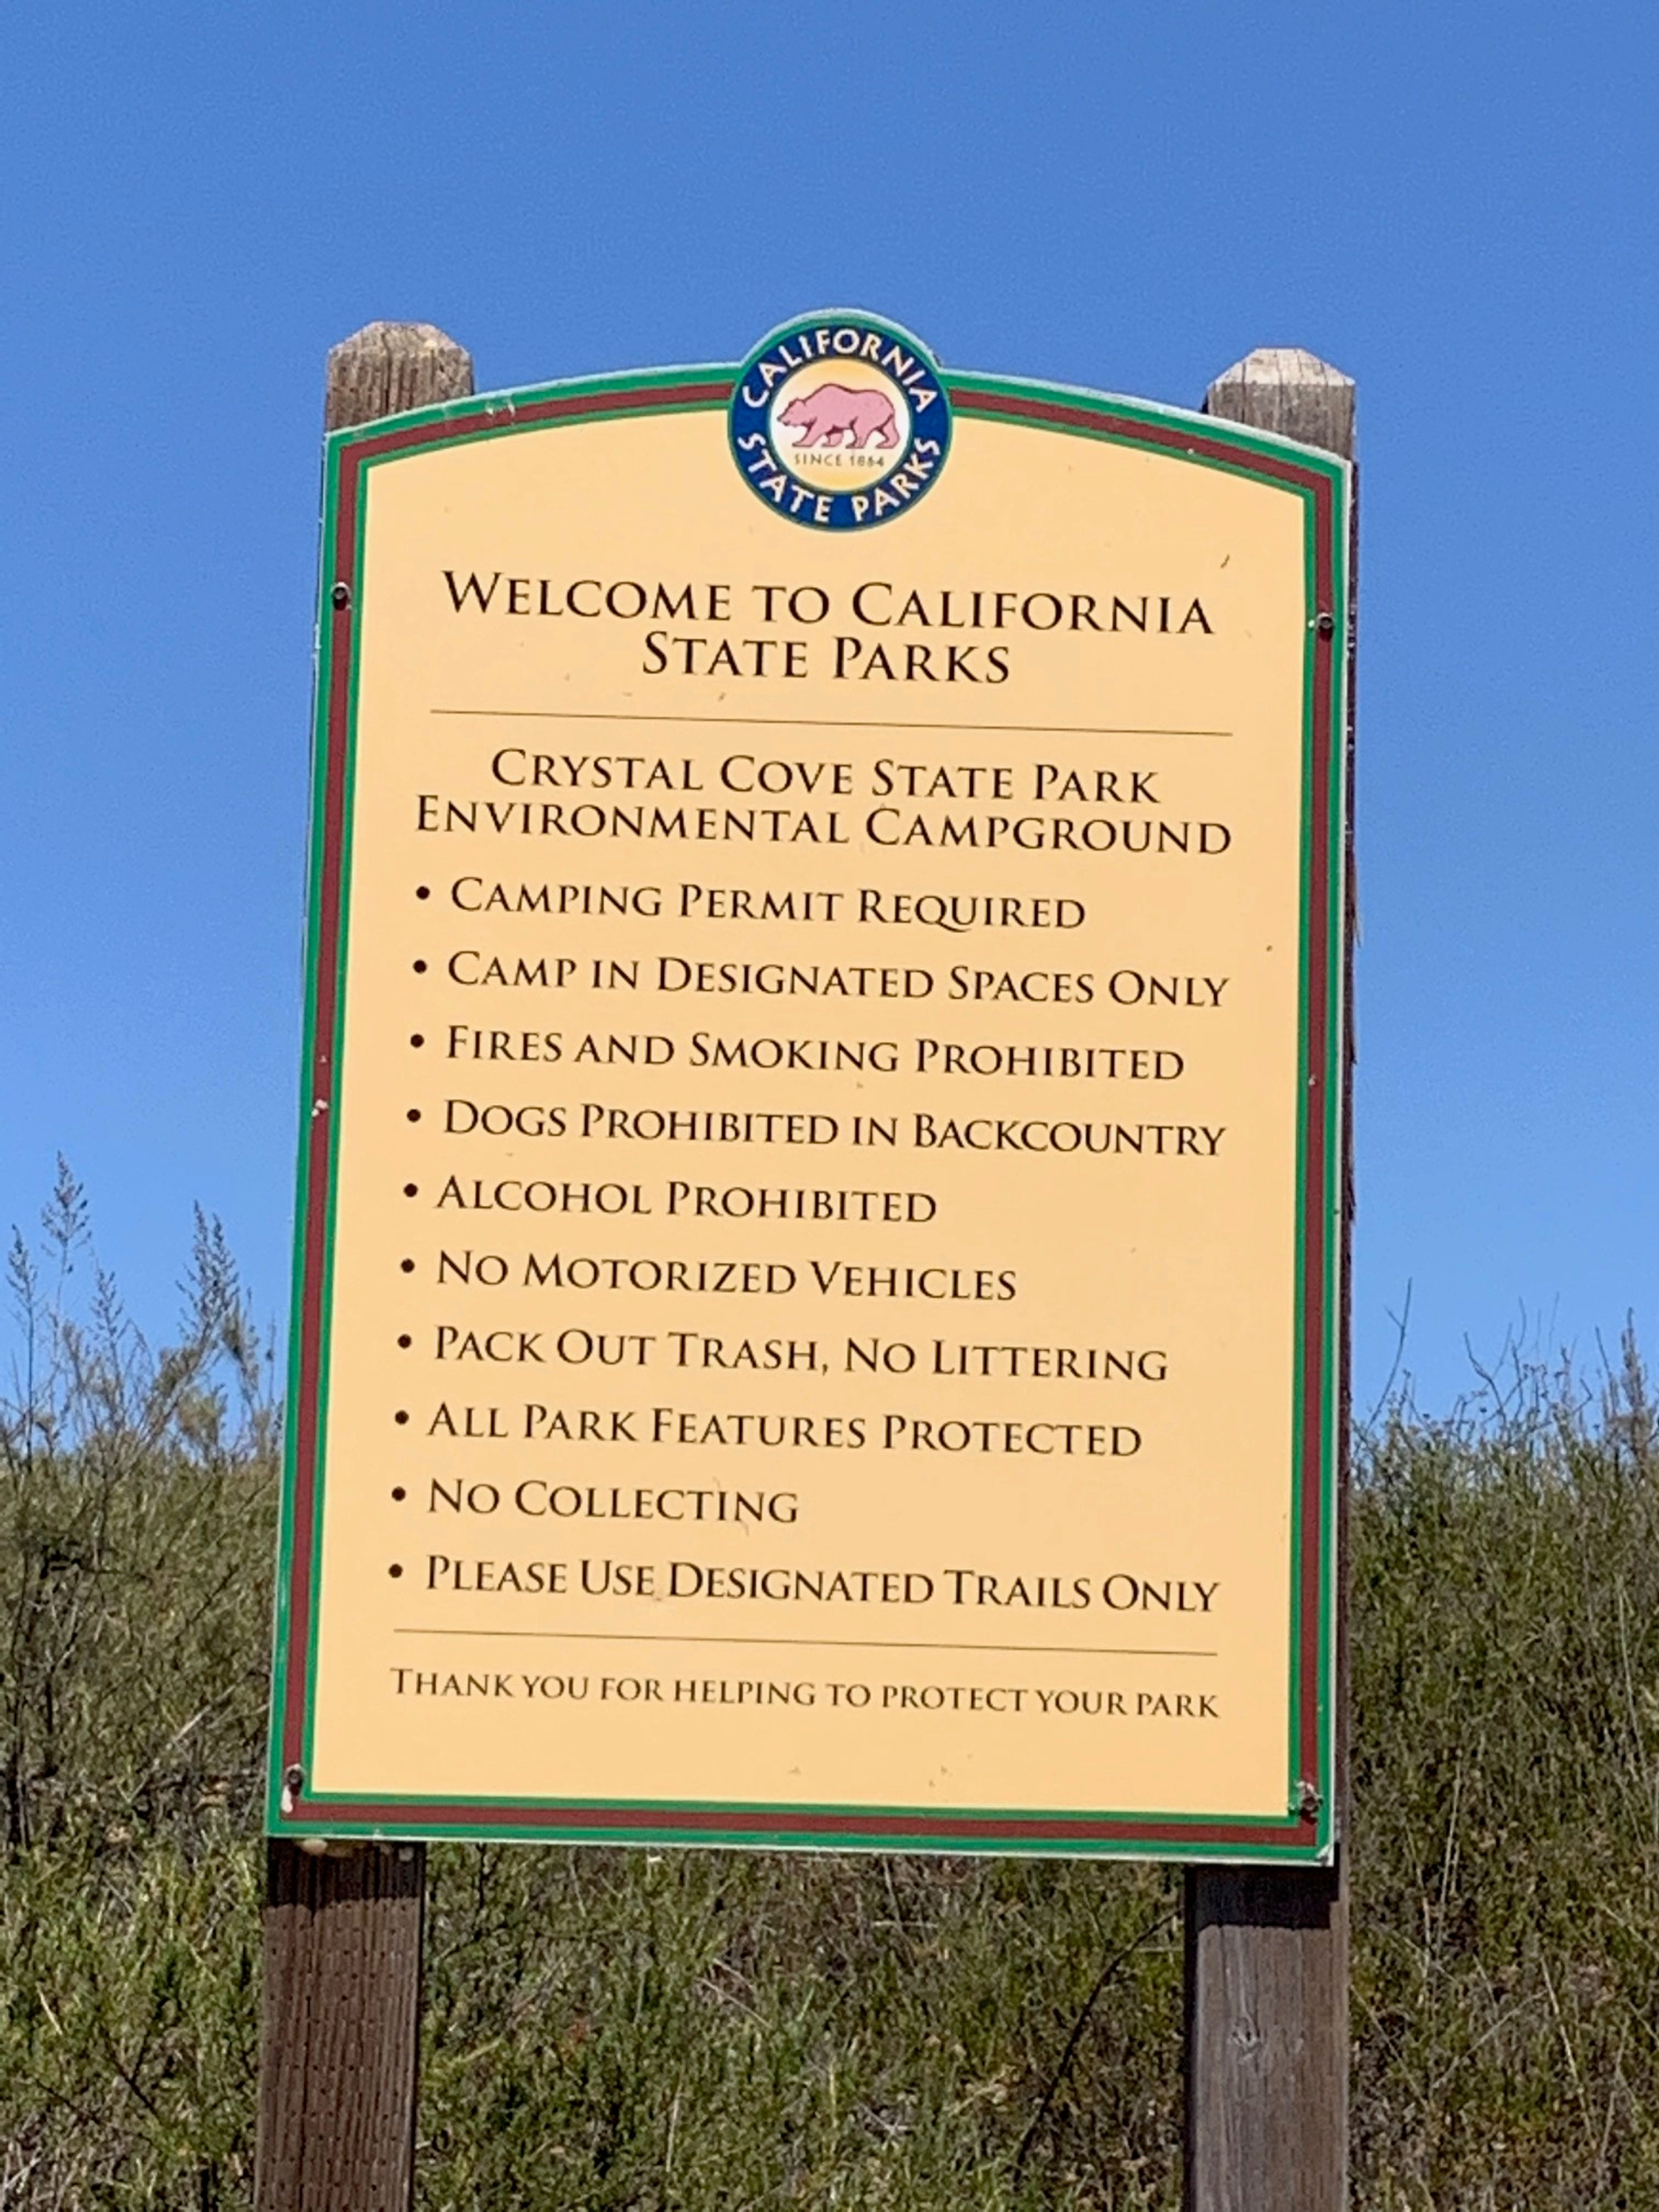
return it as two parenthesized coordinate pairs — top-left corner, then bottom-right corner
(269, 315), (1349, 1860)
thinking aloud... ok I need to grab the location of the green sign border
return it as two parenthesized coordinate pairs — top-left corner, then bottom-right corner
(267, 358), (1350, 1863)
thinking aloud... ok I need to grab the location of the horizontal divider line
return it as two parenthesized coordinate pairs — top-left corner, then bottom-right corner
(430, 706), (1230, 739)
(391, 1627), (1215, 1659)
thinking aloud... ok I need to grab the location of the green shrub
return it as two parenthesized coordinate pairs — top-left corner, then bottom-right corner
(6, 1175), (1659, 2206)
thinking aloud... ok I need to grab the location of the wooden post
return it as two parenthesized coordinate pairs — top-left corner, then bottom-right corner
(257, 1839), (428, 2212)
(255, 320), (474, 2212)
(1183, 347), (1357, 2212)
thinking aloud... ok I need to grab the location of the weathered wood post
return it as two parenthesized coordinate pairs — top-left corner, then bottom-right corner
(1183, 346), (1357, 2212)
(254, 320), (474, 2212)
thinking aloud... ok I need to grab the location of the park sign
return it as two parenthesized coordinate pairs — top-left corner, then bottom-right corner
(267, 311), (1349, 1863)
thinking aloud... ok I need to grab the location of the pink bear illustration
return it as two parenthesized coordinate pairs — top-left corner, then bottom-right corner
(779, 382), (901, 451)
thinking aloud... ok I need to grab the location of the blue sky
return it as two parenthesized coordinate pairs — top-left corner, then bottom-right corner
(3, 0), (1655, 1412)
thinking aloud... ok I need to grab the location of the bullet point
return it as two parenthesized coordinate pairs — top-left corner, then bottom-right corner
(400, 1258), (415, 1273)
(413, 959), (428, 974)
(403, 1183), (418, 1198)
(397, 1334), (412, 1349)
(388, 1562), (404, 1578)
(394, 1410), (410, 1425)
(407, 1107), (421, 1122)
(416, 885), (430, 900)
(410, 1033), (425, 1048)
(391, 1487), (407, 1502)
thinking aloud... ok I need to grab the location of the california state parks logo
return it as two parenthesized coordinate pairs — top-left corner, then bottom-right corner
(730, 311), (953, 531)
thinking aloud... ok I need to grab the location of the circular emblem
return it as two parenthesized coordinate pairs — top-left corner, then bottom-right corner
(730, 311), (953, 532)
